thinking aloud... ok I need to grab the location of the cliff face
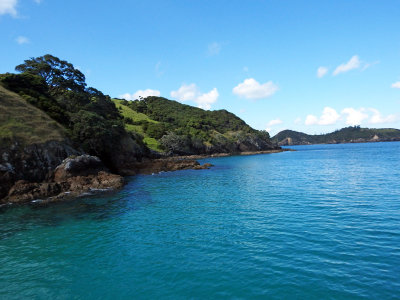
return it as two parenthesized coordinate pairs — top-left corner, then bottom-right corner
(0, 140), (81, 200)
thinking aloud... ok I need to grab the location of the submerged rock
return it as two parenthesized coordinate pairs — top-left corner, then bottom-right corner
(133, 158), (214, 174)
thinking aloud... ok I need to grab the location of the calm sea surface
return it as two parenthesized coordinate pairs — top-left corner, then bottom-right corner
(1, 142), (400, 299)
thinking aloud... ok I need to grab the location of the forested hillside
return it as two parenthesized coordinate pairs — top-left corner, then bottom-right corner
(114, 96), (276, 154)
(272, 126), (400, 145)
(1, 54), (277, 159)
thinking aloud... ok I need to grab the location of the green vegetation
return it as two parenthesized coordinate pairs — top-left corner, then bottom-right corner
(112, 99), (162, 151)
(116, 96), (272, 154)
(1, 54), (275, 159)
(0, 85), (65, 145)
(272, 126), (400, 145)
(0, 54), (144, 170)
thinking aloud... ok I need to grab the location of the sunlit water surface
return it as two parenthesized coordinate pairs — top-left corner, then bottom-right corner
(1, 142), (400, 299)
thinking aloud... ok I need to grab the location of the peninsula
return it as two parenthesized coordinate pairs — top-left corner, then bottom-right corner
(0, 55), (280, 204)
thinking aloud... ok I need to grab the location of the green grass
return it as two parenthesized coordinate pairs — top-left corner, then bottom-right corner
(125, 124), (145, 135)
(112, 99), (164, 152)
(0, 85), (65, 146)
(143, 137), (164, 152)
(112, 99), (158, 123)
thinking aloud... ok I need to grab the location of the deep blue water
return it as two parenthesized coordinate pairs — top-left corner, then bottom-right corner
(1, 142), (400, 299)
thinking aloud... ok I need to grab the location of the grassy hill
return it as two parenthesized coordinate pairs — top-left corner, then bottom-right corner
(272, 127), (400, 145)
(112, 99), (163, 152)
(113, 96), (275, 155)
(0, 85), (65, 146)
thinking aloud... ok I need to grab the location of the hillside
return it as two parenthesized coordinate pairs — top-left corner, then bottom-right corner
(114, 96), (277, 155)
(112, 99), (163, 152)
(0, 85), (65, 146)
(272, 127), (400, 146)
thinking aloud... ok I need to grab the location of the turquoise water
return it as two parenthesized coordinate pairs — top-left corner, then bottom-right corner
(1, 142), (400, 299)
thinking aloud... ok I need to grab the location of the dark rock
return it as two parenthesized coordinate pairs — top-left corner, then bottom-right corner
(0, 140), (81, 200)
(54, 155), (105, 181)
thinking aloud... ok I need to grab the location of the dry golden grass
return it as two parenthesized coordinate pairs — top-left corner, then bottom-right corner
(0, 85), (65, 145)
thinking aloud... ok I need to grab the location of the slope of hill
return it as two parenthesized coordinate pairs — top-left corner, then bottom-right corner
(115, 96), (277, 155)
(272, 127), (400, 146)
(0, 85), (65, 145)
(0, 54), (280, 203)
(112, 99), (163, 152)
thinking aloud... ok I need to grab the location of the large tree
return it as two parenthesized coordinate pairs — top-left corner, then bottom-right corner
(15, 54), (86, 95)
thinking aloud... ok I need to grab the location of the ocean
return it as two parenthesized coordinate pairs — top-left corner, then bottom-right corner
(1, 142), (400, 299)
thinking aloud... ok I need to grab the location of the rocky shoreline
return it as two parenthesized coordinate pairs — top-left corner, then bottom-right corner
(0, 148), (289, 206)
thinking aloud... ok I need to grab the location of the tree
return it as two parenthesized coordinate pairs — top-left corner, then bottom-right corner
(15, 54), (86, 95)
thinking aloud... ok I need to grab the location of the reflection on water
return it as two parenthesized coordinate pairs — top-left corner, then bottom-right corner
(1, 142), (400, 299)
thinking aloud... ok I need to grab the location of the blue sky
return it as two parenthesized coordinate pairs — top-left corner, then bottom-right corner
(1, 0), (400, 135)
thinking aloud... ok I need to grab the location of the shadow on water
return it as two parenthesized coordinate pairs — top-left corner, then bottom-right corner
(0, 177), (154, 239)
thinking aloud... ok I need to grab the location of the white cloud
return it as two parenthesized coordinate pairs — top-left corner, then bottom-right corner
(15, 36), (29, 44)
(305, 107), (340, 125)
(267, 118), (283, 126)
(207, 42), (221, 56)
(333, 55), (360, 76)
(294, 117), (302, 124)
(195, 88), (219, 110)
(361, 60), (379, 71)
(170, 83), (218, 110)
(305, 114), (318, 125)
(0, 0), (17, 16)
(304, 107), (397, 127)
(171, 83), (198, 101)
(317, 66), (328, 78)
(319, 107), (340, 125)
(368, 108), (397, 124)
(341, 108), (369, 125)
(391, 81), (400, 89)
(119, 89), (161, 100)
(233, 78), (278, 100)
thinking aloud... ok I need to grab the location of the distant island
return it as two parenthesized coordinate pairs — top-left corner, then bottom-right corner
(272, 126), (400, 146)
(0, 54), (281, 204)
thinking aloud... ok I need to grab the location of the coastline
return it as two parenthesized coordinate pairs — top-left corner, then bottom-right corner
(0, 148), (290, 206)
(165, 148), (292, 161)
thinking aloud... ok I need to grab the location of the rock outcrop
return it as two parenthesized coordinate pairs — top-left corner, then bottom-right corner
(133, 158), (213, 175)
(0, 140), (81, 200)
(2, 154), (124, 204)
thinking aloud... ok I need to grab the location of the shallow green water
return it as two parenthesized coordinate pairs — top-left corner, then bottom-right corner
(1, 142), (400, 299)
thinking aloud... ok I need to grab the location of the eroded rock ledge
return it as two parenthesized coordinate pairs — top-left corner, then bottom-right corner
(1, 155), (214, 204)
(3, 155), (124, 204)
(133, 158), (213, 175)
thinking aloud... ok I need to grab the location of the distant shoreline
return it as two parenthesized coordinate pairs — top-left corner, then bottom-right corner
(278, 139), (400, 147)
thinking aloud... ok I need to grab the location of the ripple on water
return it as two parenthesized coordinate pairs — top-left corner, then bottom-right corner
(1, 142), (400, 299)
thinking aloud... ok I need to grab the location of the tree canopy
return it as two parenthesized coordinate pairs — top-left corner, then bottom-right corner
(15, 54), (86, 95)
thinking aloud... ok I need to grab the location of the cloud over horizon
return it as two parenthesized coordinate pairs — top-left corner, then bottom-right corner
(233, 78), (278, 100)
(120, 89), (161, 100)
(267, 118), (283, 126)
(305, 107), (340, 125)
(305, 107), (397, 126)
(171, 83), (218, 110)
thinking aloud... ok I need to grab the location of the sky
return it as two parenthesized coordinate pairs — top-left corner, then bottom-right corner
(1, 0), (400, 135)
